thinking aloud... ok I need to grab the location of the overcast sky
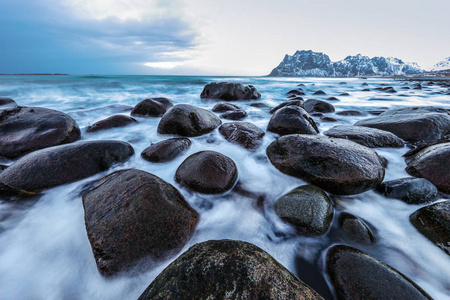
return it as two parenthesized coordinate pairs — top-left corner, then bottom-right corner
(1, 0), (449, 75)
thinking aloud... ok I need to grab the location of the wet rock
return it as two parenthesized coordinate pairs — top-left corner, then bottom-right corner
(313, 90), (326, 95)
(304, 99), (335, 113)
(138, 240), (324, 300)
(320, 116), (339, 122)
(326, 245), (432, 300)
(0, 140), (134, 196)
(141, 138), (191, 163)
(362, 82), (369, 86)
(311, 112), (323, 117)
(266, 135), (385, 195)
(324, 125), (404, 148)
(200, 82), (261, 100)
(86, 115), (137, 132)
(157, 104), (221, 137)
(0, 97), (17, 108)
(377, 177), (439, 204)
(175, 151), (237, 194)
(410, 201), (450, 255)
(339, 82), (347, 85)
(286, 89), (305, 96)
(336, 110), (364, 116)
(250, 102), (269, 108)
(339, 92), (350, 96)
(366, 110), (386, 115)
(211, 102), (240, 113)
(327, 97), (339, 101)
(287, 95), (304, 100)
(374, 86), (396, 93)
(269, 100), (304, 114)
(405, 142), (450, 193)
(267, 106), (319, 136)
(83, 169), (199, 276)
(131, 97), (173, 117)
(219, 122), (265, 150)
(0, 165), (7, 173)
(274, 185), (334, 236)
(338, 212), (375, 245)
(0, 107), (81, 159)
(355, 106), (450, 143)
(401, 86), (411, 90)
(362, 88), (370, 92)
(220, 110), (247, 120)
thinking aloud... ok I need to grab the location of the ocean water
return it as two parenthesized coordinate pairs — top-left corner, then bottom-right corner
(0, 75), (449, 299)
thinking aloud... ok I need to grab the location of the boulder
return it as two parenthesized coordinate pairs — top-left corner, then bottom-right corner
(327, 97), (339, 101)
(339, 92), (350, 96)
(338, 212), (375, 245)
(0, 165), (7, 173)
(138, 240), (324, 300)
(266, 135), (385, 195)
(218, 122), (265, 150)
(326, 245), (432, 300)
(250, 102), (269, 108)
(320, 116), (339, 122)
(220, 110), (247, 120)
(86, 115), (137, 132)
(141, 138), (191, 163)
(157, 104), (221, 137)
(324, 125), (404, 148)
(83, 169), (199, 276)
(200, 82), (261, 100)
(410, 201), (450, 255)
(0, 107), (81, 159)
(405, 142), (450, 193)
(304, 99), (335, 113)
(0, 140), (134, 196)
(0, 97), (17, 108)
(286, 89), (305, 96)
(377, 177), (439, 204)
(270, 100), (304, 114)
(131, 98), (173, 117)
(273, 185), (334, 236)
(313, 90), (326, 95)
(336, 110), (364, 116)
(211, 102), (240, 113)
(267, 106), (319, 136)
(355, 106), (450, 143)
(175, 151), (238, 194)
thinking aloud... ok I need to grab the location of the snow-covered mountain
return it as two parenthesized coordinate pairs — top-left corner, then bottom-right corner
(268, 50), (424, 77)
(431, 57), (450, 71)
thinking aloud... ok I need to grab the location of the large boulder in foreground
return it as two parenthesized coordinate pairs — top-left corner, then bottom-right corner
(0, 106), (81, 159)
(267, 106), (319, 136)
(274, 185), (333, 236)
(200, 82), (261, 100)
(138, 240), (323, 300)
(141, 138), (191, 163)
(158, 104), (221, 137)
(83, 169), (199, 276)
(410, 201), (450, 255)
(86, 115), (137, 132)
(324, 125), (404, 148)
(405, 142), (450, 193)
(219, 122), (265, 150)
(355, 106), (450, 143)
(0, 140), (134, 196)
(266, 135), (385, 195)
(131, 97), (173, 117)
(326, 245), (431, 300)
(175, 151), (237, 194)
(377, 177), (439, 204)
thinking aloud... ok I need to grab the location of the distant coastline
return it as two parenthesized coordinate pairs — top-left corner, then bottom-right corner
(0, 73), (68, 76)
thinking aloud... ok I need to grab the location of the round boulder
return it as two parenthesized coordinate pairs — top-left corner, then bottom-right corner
(141, 138), (191, 163)
(200, 82), (261, 100)
(377, 177), (439, 204)
(175, 151), (238, 194)
(158, 104), (221, 137)
(138, 240), (323, 300)
(86, 115), (137, 132)
(219, 122), (265, 150)
(267, 106), (319, 136)
(270, 100), (304, 114)
(304, 99), (335, 113)
(324, 125), (404, 148)
(266, 135), (385, 195)
(313, 90), (326, 95)
(338, 212), (375, 245)
(220, 110), (247, 120)
(131, 98), (173, 117)
(211, 102), (240, 113)
(83, 169), (199, 276)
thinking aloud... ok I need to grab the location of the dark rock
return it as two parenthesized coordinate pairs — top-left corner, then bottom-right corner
(286, 89), (305, 96)
(86, 115), (137, 132)
(382, 86), (397, 93)
(250, 102), (269, 108)
(326, 245), (432, 300)
(377, 177), (439, 204)
(219, 122), (265, 150)
(338, 212), (375, 245)
(339, 92), (350, 96)
(131, 98), (173, 117)
(362, 88), (370, 92)
(138, 240), (324, 300)
(405, 142), (450, 193)
(311, 112), (323, 117)
(212, 102), (240, 113)
(320, 116), (339, 122)
(0, 97), (17, 108)
(327, 97), (339, 101)
(274, 185), (334, 236)
(266, 135), (385, 195)
(355, 106), (450, 143)
(141, 138), (191, 163)
(304, 99), (335, 113)
(200, 82), (261, 100)
(401, 86), (411, 90)
(0, 165), (7, 173)
(313, 90), (326, 95)
(0, 140), (134, 196)
(336, 110), (364, 116)
(157, 104), (221, 137)
(175, 151), (238, 194)
(366, 110), (386, 115)
(220, 110), (247, 120)
(267, 106), (319, 136)
(270, 100), (304, 114)
(324, 125), (404, 148)
(0, 107), (81, 159)
(83, 169), (199, 276)
(410, 201), (450, 255)
(287, 95), (304, 100)
(339, 82), (347, 85)
(362, 82), (369, 86)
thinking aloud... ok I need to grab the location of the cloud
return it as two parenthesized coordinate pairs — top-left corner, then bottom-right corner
(0, 0), (200, 74)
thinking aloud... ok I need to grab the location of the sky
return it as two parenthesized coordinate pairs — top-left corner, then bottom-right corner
(0, 0), (449, 75)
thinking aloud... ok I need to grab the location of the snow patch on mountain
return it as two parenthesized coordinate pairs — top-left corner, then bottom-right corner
(431, 57), (450, 71)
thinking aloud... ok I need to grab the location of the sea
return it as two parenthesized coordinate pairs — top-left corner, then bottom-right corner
(0, 75), (449, 299)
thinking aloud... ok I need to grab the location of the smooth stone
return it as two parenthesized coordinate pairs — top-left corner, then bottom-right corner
(250, 102), (269, 108)
(266, 135), (385, 195)
(377, 177), (439, 204)
(336, 110), (364, 116)
(131, 97), (173, 117)
(267, 106), (319, 136)
(327, 97), (339, 101)
(138, 240), (324, 300)
(218, 122), (265, 150)
(220, 110), (247, 120)
(175, 151), (238, 194)
(141, 138), (191, 163)
(200, 82), (261, 100)
(313, 90), (326, 95)
(324, 125), (404, 148)
(0, 97), (17, 108)
(269, 100), (304, 114)
(339, 92), (350, 96)
(362, 88), (370, 91)
(338, 212), (375, 245)
(287, 95), (304, 100)
(286, 89), (305, 96)
(304, 99), (335, 113)
(274, 185), (334, 236)
(157, 104), (221, 137)
(366, 110), (386, 115)
(86, 115), (137, 132)
(211, 102), (240, 113)
(83, 169), (199, 276)
(320, 116), (339, 122)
